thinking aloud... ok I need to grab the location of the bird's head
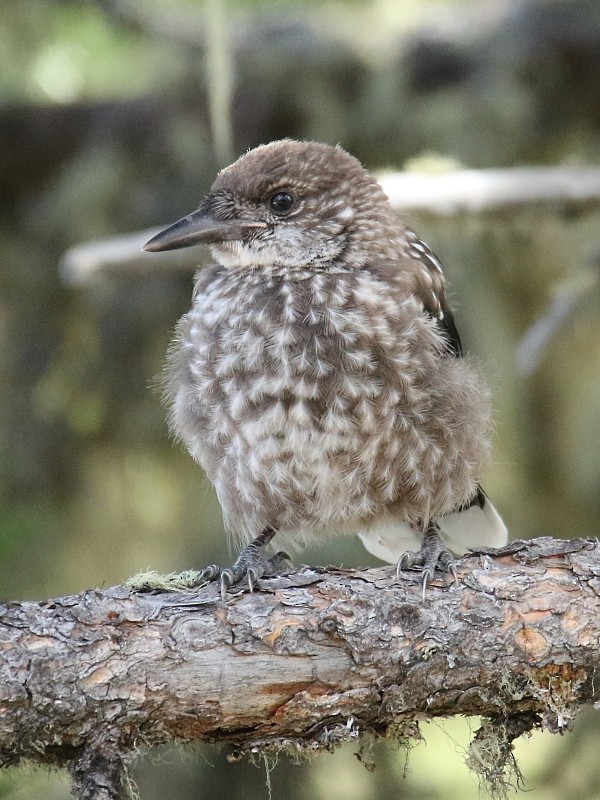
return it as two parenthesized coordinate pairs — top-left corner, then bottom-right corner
(144, 140), (398, 270)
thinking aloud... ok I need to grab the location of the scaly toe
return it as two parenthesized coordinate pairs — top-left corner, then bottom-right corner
(396, 549), (424, 576)
(200, 564), (222, 582)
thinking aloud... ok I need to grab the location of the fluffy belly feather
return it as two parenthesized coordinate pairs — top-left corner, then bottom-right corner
(165, 266), (492, 546)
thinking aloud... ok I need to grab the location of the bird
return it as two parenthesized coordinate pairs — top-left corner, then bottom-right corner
(144, 139), (507, 598)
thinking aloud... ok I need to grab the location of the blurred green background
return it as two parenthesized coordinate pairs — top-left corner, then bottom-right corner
(1, 0), (600, 797)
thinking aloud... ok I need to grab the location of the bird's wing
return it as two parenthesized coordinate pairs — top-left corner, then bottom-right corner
(358, 232), (508, 564)
(403, 233), (507, 547)
(404, 229), (463, 357)
(435, 306), (463, 357)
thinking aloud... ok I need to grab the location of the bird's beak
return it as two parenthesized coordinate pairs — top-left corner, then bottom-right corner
(143, 203), (267, 252)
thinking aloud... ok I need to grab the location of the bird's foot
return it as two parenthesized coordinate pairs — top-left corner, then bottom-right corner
(201, 547), (291, 603)
(198, 527), (291, 602)
(396, 523), (458, 599)
(127, 528), (290, 601)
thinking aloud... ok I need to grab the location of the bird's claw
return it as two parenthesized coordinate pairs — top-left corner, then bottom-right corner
(219, 568), (237, 603)
(396, 525), (459, 599)
(199, 536), (292, 602)
(199, 564), (221, 582)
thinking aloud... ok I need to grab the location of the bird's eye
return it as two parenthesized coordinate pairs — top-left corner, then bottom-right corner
(269, 192), (294, 216)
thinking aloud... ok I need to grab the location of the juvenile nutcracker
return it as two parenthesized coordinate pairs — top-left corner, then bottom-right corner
(145, 139), (507, 596)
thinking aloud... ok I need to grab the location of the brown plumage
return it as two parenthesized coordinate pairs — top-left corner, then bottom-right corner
(145, 140), (507, 595)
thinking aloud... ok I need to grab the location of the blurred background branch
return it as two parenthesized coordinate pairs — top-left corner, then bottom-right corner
(517, 263), (600, 377)
(59, 165), (600, 284)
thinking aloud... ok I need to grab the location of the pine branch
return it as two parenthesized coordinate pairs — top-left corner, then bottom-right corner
(1, 537), (598, 799)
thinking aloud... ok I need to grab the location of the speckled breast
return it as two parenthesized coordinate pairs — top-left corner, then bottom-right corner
(166, 265), (490, 543)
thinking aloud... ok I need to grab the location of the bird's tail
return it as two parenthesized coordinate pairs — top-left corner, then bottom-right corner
(436, 487), (508, 556)
(358, 487), (507, 563)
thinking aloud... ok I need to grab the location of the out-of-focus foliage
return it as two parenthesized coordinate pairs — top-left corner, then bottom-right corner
(1, 2), (175, 101)
(1, 0), (600, 798)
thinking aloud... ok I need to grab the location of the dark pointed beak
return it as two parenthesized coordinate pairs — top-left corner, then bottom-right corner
(143, 204), (267, 253)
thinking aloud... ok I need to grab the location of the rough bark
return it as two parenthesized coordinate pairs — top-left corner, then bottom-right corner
(1, 537), (599, 798)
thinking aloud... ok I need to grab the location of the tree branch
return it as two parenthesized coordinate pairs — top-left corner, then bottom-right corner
(2, 537), (599, 798)
(59, 166), (600, 285)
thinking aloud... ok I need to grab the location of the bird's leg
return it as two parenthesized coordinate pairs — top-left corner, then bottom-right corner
(200, 527), (291, 602)
(397, 520), (458, 598)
